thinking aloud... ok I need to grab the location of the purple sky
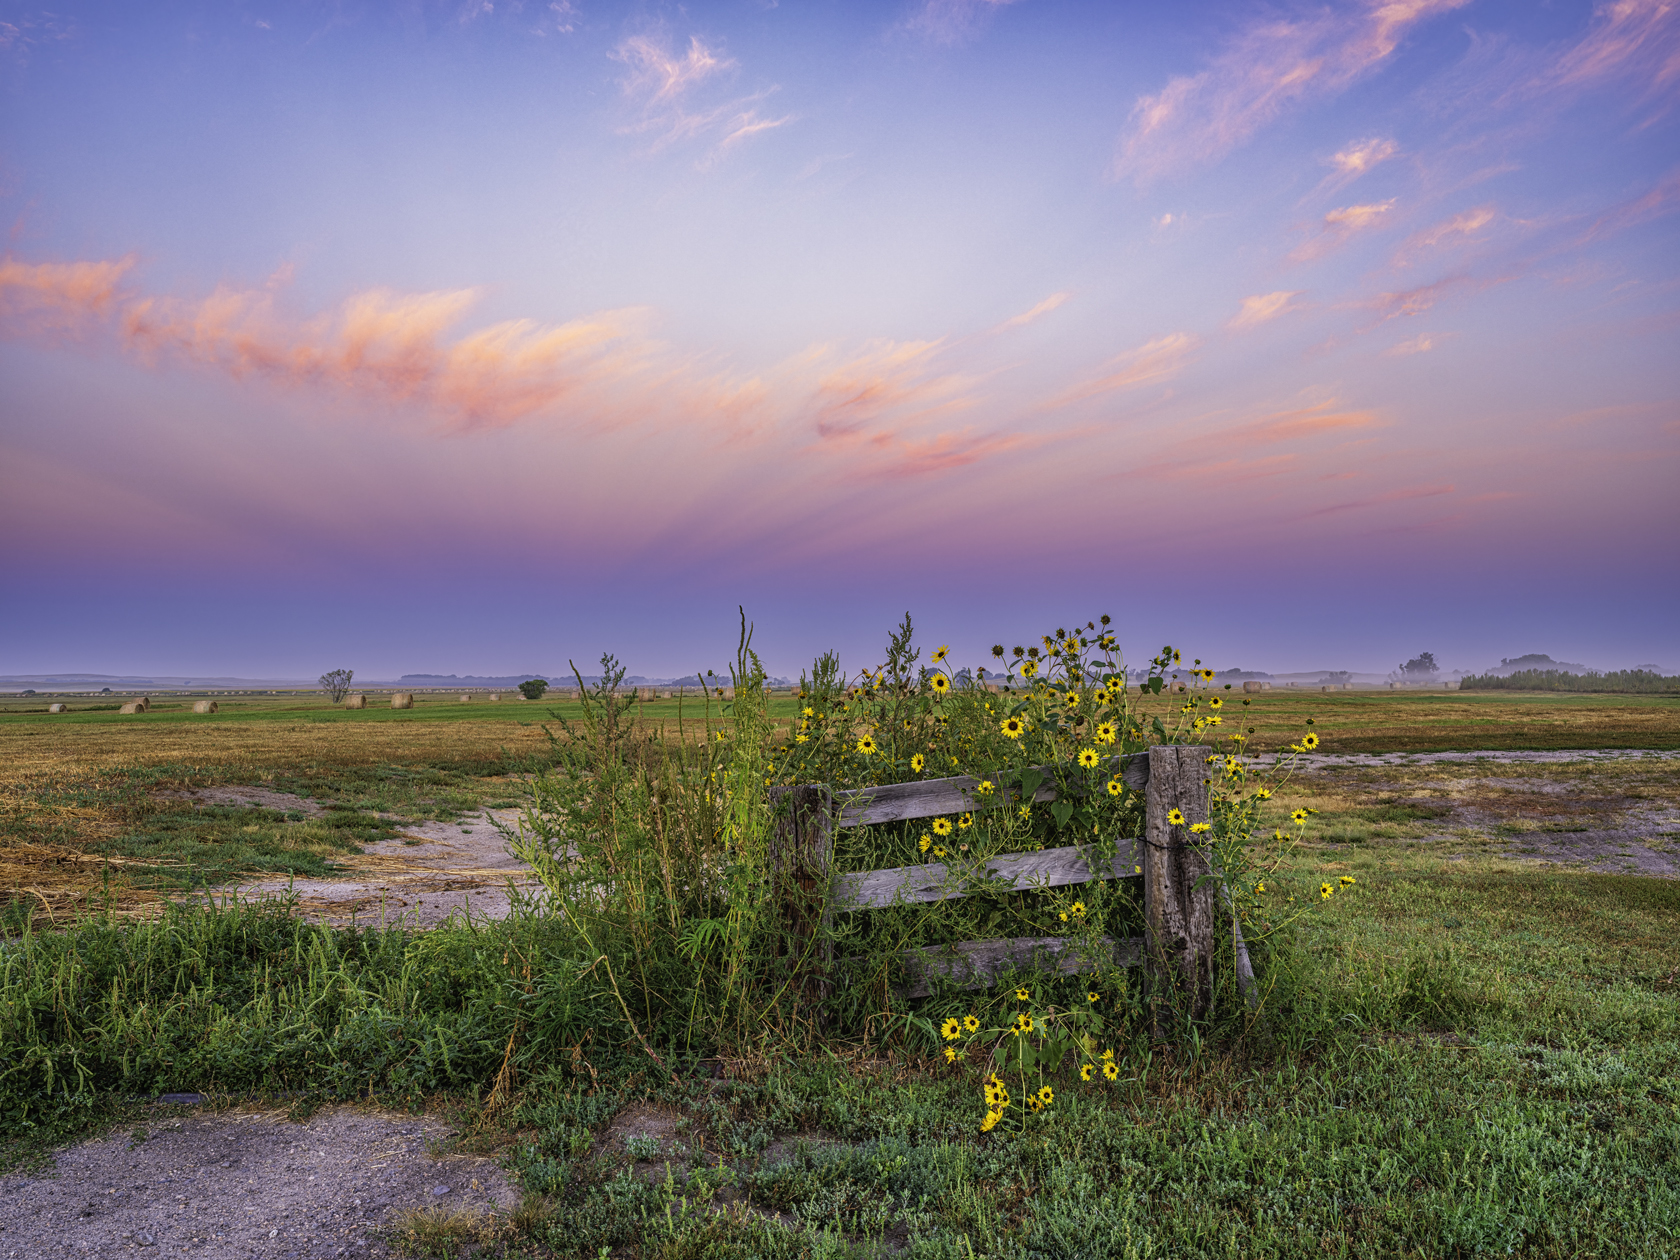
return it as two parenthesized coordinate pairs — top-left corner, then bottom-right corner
(2, 0), (1677, 681)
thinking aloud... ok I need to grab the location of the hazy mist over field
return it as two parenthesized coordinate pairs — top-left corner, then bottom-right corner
(1, 0), (1676, 679)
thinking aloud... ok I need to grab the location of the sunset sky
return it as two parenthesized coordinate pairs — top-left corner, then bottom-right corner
(2, 0), (1677, 680)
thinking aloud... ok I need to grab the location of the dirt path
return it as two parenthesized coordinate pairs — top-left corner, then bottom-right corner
(194, 789), (538, 928)
(0, 1105), (519, 1259)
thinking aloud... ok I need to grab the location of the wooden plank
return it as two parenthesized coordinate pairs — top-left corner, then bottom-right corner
(768, 785), (837, 1018)
(832, 839), (1142, 910)
(894, 934), (1145, 998)
(833, 754), (1149, 828)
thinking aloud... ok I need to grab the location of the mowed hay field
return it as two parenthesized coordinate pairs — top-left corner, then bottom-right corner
(1, 688), (1677, 926)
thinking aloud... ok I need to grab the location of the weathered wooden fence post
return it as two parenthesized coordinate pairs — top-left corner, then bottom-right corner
(1143, 744), (1216, 1029)
(768, 784), (836, 1021)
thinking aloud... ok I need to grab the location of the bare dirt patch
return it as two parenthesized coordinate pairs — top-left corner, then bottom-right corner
(226, 809), (537, 928)
(1292, 750), (1680, 878)
(0, 1105), (519, 1260)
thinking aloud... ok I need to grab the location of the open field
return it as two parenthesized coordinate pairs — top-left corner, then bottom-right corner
(3, 690), (1679, 1256)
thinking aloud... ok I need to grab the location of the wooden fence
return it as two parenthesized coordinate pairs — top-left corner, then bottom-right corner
(769, 744), (1255, 1014)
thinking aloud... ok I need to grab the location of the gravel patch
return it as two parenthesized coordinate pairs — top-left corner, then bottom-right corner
(0, 1106), (517, 1260)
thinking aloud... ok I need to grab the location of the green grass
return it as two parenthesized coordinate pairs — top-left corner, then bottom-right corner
(4, 853), (1676, 1258)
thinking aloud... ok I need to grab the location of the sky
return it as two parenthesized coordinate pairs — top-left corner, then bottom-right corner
(1, 0), (1677, 681)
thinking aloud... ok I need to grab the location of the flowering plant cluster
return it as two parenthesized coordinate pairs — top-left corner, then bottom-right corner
(939, 985), (1121, 1133)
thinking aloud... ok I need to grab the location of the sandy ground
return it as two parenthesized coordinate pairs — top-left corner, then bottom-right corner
(0, 1106), (519, 1260)
(196, 789), (538, 928)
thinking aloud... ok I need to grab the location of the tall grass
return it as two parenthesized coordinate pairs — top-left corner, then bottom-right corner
(1461, 668), (1680, 693)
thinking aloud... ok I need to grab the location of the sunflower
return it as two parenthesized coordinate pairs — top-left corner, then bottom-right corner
(910, 753), (925, 772)
(1291, 809), (1309, 824)
(1107, 777), (1123, 797)
(1225, 757), (1239, 773)
(1320, 882), (1334, 899)
(1013, 1012), (1034, 1035)
(856, 735), (877, 755)
(1102, 1061), (1119, 1081)
(1339, 874), (1356, 887)
(1015, 987), (1030, 1001)
(1077, 748), (1100, 769)
(963, 1014), (980, 1033)
(918, 835), (932, 853)
(932, 817), (953, 836)
(941, 1018), (961, 1041)
(1026, 1096), (1043, 1114)
(801, 706), (814, 717)
(944, 1046), (957, 1063)
(1094, 721), (1117, 745)
(1036, 1085), (1053, 1106)
(1080, 1063), (1094, 1081)
(1208, 697), (1223, 709)
(932, 645), (949, 663)
(957, 812), (974, 830)
(980, 1111), (1001, 1132)
(1254, 788), (1272, 800)
(1167, 808), (1186, 826)
(1000, 716), (1026, 739)
(1087, 991), (1099, 1003)
(1302, 732), (1320, 750)
(1064, 691), (1080, 709)
(1020, 660), (1039, 679)
(932, 845), (946, 858)
(930, 673), (951, 696)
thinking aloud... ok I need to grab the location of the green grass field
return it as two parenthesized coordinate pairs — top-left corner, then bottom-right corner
(2, 688), (1677, 1257)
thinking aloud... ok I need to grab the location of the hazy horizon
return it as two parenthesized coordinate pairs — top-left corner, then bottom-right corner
(3, 1), (1676, 677)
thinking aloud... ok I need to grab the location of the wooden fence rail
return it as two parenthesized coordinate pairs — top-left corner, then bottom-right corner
(770, 744), (1255, 1018)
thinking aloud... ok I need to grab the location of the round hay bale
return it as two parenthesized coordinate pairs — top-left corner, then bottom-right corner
(343, 693), (366, 709)
(48, 702), (67, 713)
(135, 696), (151, 711)
(391, 693), (413, 710)
(1242, 681), (1263, 693)
(119, 701), (143, 714)
(459, 694), (472, 703)
(662, 689), (673, 699)
(637, 686), (654, 701)
(488, 693), (500, 701)
(192, 700), (218, 714)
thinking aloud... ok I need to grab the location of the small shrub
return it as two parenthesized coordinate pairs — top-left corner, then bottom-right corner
(517, 678), (548, 700)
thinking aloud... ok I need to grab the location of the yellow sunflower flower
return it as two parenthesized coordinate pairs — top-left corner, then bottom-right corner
(932, 645), (949, 663)
(1103, 1061), (1119, 1081)
(933, 817), (953, 836)
(910, 753), (925, 772)
(1000, 716), (1026, 738)
(980, 1111), (1001, 1132)
(856, 735), (877, 755)
(931, 673), (951, 695)
(941, 1018), (961, 1041)
(1303, 732), (1320, 750)
(1167, 808), (1186, 826)
(1094, 721), (1117, 745)
(1107, 778), (1123, 797)
(1081, 1063), (1094, 1081)
(918, 835), (932, 853)
(1077, 748), (1099, 769)
(963, 1014), (980, 1033)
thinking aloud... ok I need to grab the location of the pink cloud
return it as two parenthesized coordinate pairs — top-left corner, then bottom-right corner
(613, 31), (793, 158)
(903, 0), (1024, 46)
(1291, 200), (1397, 262)
(1394, 205), (1497, 265)
(1228, 290), (1305, 331)
(1043, 333), (1198, 409)
(995, 292), (1071, 332)
(809, 339), (976, 439)
(1546, 0), (1680, 100)
(1383, 332), (1445, 355)
(2, 255), (656, 430)
(1328, 137), (1399, 178)
(1114, 0), (1468, 183)
(1301, 481), (1456, 518)
(1579, 168), (1680, 243)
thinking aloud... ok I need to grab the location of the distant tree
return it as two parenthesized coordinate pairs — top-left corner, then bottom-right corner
(518, 678), (549, 700)
(1399, 652), (1439, 678)
(319, 668), (354, 702)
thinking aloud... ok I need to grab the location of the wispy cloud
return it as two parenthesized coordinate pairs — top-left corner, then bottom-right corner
(1228, 290), (1305, 331)
(1578, 168), (1680, 243)
(1043, 333), (1199, 409)
(1, 256), (655, 430)
(1545, 0), (1680, 101)
(1367, 274), (1481, 320)
(1114, 0), (1468, 183)
(902, 0), (1024, 46)
(1329, 137), (1399, 178)
(1383, 332), (1445, 355)
(1291, 199), (1396, 262)
(1394, 205), (1496, 265)
(995, 292), (1070, 332)
(808, 339), (976, 439)
(1300, 481), (1456, 519)
(1221, 399), (1379, 446)
(613, 31), (794, 159)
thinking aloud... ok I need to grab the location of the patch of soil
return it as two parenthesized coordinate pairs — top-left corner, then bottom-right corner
(167, 787), (328, 817)
(226, 810), (537, 928)
(0, 1105), (519, 1259)
(1295, 751), (1680, 879)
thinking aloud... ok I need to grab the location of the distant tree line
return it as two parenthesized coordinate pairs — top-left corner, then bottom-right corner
(1459, 669), (1680, 694)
